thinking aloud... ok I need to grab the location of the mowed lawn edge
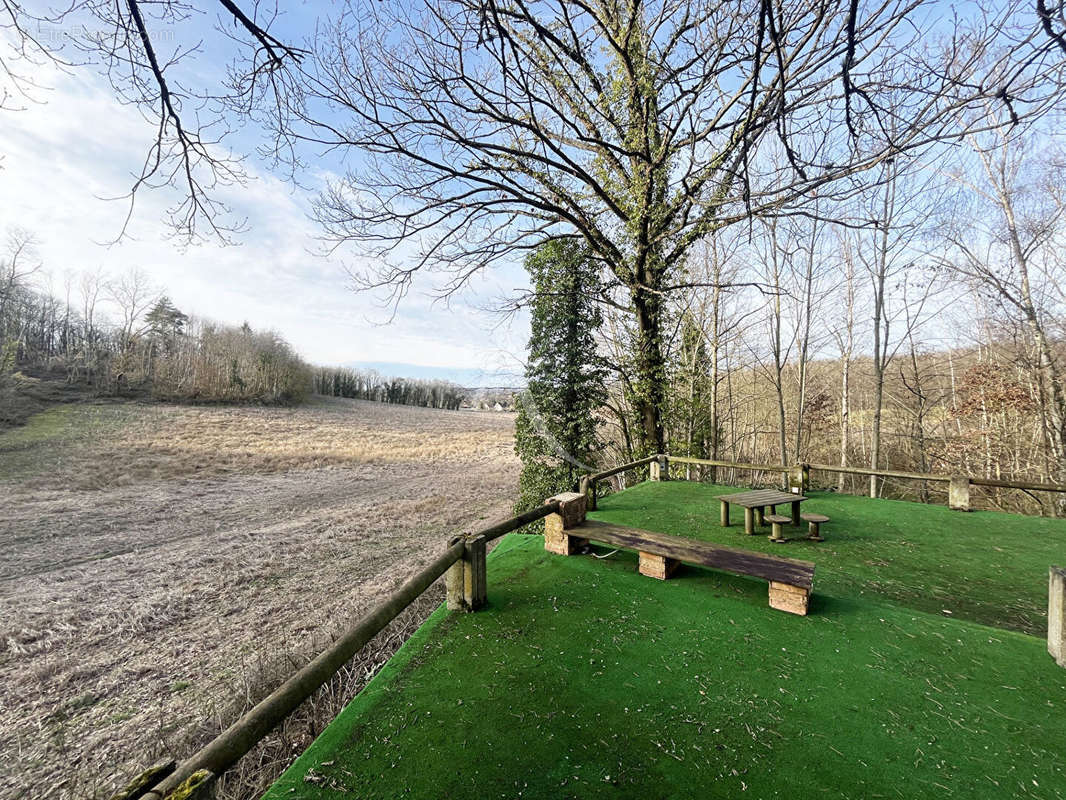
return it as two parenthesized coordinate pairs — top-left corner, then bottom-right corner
(263, 490), (1066, 800)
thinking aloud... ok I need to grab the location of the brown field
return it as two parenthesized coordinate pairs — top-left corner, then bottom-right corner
(0, 396), (519, 800)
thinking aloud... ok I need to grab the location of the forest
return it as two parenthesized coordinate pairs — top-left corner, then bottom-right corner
(517, 119), (1066, 517)
(0, 248), (312, 406)
(0, 242), (476, 413)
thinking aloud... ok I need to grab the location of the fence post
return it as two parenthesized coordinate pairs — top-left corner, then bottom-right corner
(1050, 566), (1065, 668)
(650, 454), (669, 481)
(788, 463), (809, 494)
(446, 535), (487, 612)
(948, 475), (971, 511)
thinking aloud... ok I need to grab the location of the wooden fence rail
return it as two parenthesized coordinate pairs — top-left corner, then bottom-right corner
(577, 453), (1066, 514)
(666, 455), (790, 473)
(804, 462), (950, 483)
(111, 502), (561, 800)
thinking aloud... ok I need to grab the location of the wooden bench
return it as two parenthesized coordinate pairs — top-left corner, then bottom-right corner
(801, 513), (829, 541)
(551, 519), (815, 615)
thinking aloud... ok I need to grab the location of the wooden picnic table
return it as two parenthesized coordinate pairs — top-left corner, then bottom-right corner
(717, 489), (809, 535)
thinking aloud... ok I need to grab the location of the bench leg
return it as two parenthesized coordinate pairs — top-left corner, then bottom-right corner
(638, 551), (679, 580)
(791, 500), (801, 526)
(768, 581), (810, 615)
(807, 521), (824, 541)
(744, 507), (755, 535)
(720, 500), (730, 527)
(769, 505), (777, 514)
(544, 513), (588, 555)
(769, 521), (786, 543)
(754, 506), (765, 526)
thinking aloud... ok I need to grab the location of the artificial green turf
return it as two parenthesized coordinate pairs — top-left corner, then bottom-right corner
(589, 481), (1066, 636)
(264, 486), (1066, 800)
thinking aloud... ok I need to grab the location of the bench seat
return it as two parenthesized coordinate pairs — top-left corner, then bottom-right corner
(560, 519), (815, 615)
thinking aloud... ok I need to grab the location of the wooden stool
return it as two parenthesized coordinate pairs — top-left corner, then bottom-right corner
(765, 514), (792, 543)
(801, 513), (829, 541)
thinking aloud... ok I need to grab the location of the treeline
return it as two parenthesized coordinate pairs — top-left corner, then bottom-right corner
(312, 366), (466, 410)
(0, 244), (312, 404)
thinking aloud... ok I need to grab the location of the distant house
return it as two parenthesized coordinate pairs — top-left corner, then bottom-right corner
(493, 402), (505, 412)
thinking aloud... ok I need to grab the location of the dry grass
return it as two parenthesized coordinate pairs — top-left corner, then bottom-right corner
(0, 397), (519, 800)
(3, 396), (514, 491)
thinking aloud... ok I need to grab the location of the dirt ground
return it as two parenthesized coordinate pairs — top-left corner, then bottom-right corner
(0, 396), (519, 800)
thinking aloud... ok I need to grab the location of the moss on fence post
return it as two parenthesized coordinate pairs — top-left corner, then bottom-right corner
(788, 463), (809, 494)
(162, 770), (215, 800)
(106, 760), (176, 800)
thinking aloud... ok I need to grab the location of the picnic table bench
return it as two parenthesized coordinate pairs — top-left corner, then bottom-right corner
(549, 517), (815, 615)
(717, 489), (808, 534)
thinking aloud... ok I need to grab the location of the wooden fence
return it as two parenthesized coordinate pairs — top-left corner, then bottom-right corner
(110, 501), (561, 800)
(579, 453), (1066, 512)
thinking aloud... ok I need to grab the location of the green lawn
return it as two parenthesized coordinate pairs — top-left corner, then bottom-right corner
(592, 481), (1066, 636)
(264, 481), (1066, 800)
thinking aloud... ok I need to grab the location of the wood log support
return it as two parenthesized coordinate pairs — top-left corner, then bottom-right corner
(766, 514), (791, 543)
(768, 581), (811, 615)
(638, 551), (680, 580)
(544, 491), (589, 556)
(949, 475), (971, 511)
(720, 499), (730, 527)
(578, 475), (597, 510)
(801, 513), (828, 541)
(754, 506), (765, 526)
(743, 507), (755, 535)
(1051, 566), (1066, 668)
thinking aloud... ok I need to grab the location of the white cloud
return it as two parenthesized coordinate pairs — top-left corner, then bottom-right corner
(0, 63), (531, 376)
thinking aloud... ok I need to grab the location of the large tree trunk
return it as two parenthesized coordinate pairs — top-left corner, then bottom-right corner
(710, 283), (721, 484)
(632, 284), (667, 454)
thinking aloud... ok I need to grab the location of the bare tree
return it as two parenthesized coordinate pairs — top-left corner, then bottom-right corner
(294, 0), (1062, 453)
(831, 231), (857, 492)
(106, 267), (158, 353)
(939, 113), (1066, 479)
(1, 1), (306, 241)
(0, 229), (41, 373)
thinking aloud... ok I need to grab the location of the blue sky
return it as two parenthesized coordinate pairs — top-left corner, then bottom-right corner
(0, 3), (532, 386)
